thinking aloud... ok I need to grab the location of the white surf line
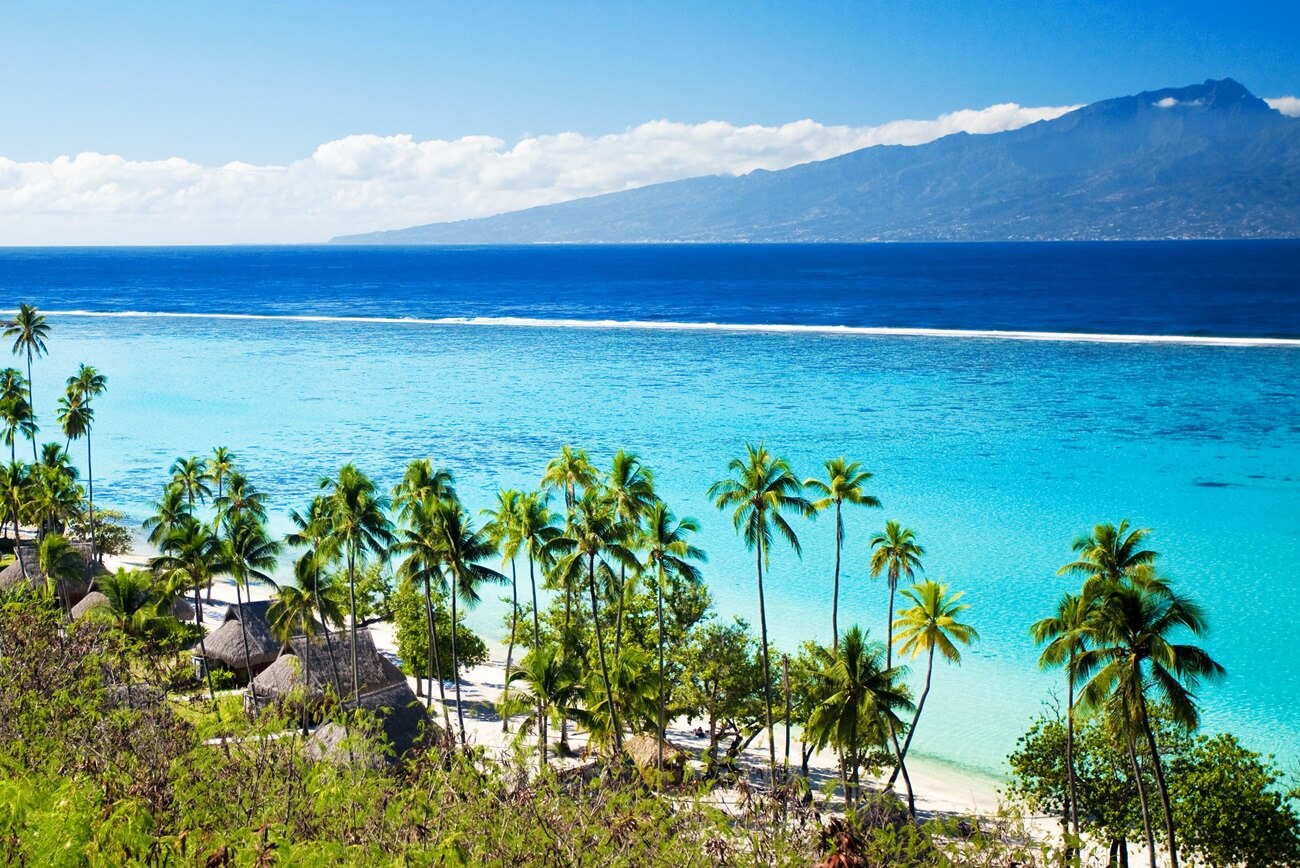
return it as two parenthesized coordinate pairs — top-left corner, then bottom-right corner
(24, 309), (1300, 347)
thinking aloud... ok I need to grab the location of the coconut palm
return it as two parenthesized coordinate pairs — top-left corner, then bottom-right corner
(151, 518), (228, 703)
(1030, 591), (1094, 846)
(482, 487), (525, 730)
(541, 445), (598, 632)
(392, 458), (457, 523)
(286, 496), (346, 713)
(1058, 520), (1157, 597)
(221, 510), (281, 709)
(37, 531), (81, 617)
(3, 305), (50, 464)
(888, 580), (979, 812)
(0, 462), (28, 580)
(320, 464), (393, 707)
(639, 500), (705, 781)
(89, 568), (162, 638)
(269, 559), (344, 734)
(209, 446), (237, 506)
(867, 521), (924, 671)
(392, 497), (456, 733)
(170, 456), (212, 514)
(804, 625), (912, 808)
(214, 470), (267, 523)
(503, 643), (581, 774)
(0, 369), (36, 465)
(27, 460), (82, 539)
(708, 442), (812, 780)
(603, 450), (655, 656)
(432, 497), (506, 745)
(143, 484), (192, 548)
(805, 458), (881, 650)
(516, 489), (559, 647)
(56, 391), (100, 560)
(1075, 574), (1224, 868)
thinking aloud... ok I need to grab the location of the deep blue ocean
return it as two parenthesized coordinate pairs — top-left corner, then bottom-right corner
(3, 242), (1298, 781)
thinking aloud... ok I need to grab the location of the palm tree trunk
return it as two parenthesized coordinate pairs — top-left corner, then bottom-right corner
(425, 577), (452, 735)
(528, 551), (540, 646)
(885, 578), (897, 671)
(194, 583), (219, 710)
(450, 578), (466, 747)
(85, 432), (97, 563)
(588, 553), (622, 753)
(1126, 736), (1157, 868)
(1139, 698), (1179, 868)
(755, 530), (777, 783)
(26, 355), (37, 466)
(656, 562), (666, 789)
(235, 580), (260, 714)
(347, 548), (360, 708)
(315, 563), (345, 717)
(1066, 664), (1080, 848)
(832, 503), (841, 650)
(889, 647), (934, 785)
(538, 697), (548, 775)
(503, 557), (518, 733)
(302, 627), (312, 736)
(613, 563), (625, 659)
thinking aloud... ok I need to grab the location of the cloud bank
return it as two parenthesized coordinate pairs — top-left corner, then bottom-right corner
(2, 102), (1083, 244)
(1267, 96), (1300, 117)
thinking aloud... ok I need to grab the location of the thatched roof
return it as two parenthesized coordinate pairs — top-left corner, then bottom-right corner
(194, 600), (280, 670)
(0, 542), (105, 602)
(72, 590), (196, 622)
(624, 733), (689, 786)
(304, 680), (436, 767)
(251, 628), (403, 702)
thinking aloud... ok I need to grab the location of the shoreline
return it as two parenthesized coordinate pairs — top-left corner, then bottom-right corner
(27, 308), (1300, 347)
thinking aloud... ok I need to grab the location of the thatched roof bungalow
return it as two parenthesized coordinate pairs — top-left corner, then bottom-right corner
(0, 542), (106, 603)
(250, 628), (404, 706)
(303, 679), (436, 767)
(71, 590), (195, 622)
(191, 600), (280, 681)
(624, 733), (690, 787)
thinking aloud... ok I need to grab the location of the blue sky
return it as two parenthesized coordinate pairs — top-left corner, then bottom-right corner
(2, 0), (1296, 164)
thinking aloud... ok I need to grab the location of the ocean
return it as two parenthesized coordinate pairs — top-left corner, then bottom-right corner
(4, 242), (1299, 781)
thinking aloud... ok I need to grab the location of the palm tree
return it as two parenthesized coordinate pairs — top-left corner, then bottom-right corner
(867, 520), (924, 671)
(1030, 592), (1094, 846)
(56, 390), (99, 560)
(516, 490), (558, 648)
(504, 644), (581, 774)
(483, 487), (524, 730)
(222, 510), (281, 710)
(320, 464), (393, 707)
(603, 450), (655, 656)
(1058, 520), (1157, 597)
(804, 626), (912, 808)
(27, 460), (82, 539)
(37, 531), (81, 617)
(639, 500), (705, 781)
(392, 497), (455, 733)
(209, 446), (237, 506)
(433, 497), (506, 746)
(0, 462), (28, 581)
(214, 470), (267, 523)
(3, 304), (50, 464)
(143, 484), (192, 547)
(170, 456), (212, 515)
(545, 489), (636, 754)
(269, 558), (345, 734)
(1075, 574), (1224, 868)
(541, 445), (597, 633)
(0, 369), (36, 465)
(888, 580), (979, 812)
(391, 458), (456, 523)
(151, 518), (228, 704)
(286, 496), (346, 714)
(805, 458), (881, 650)
(90, 568), (161, 638)
(708, 442), (812, 780)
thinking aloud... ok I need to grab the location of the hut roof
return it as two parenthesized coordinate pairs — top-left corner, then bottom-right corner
(304, 680), (436, 767)
(624, 733), (689, 776)
(195, 602), (281, 670)
(72, 590), (196, 622)
(251, 628), (403, 702)
(0, 542), (105, 602)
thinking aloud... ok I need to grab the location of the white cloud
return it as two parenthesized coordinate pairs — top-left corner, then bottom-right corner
(1156, 97), (1179, 108)
(0, 102), (1080, 244)
(1266, 96), (1300, 117)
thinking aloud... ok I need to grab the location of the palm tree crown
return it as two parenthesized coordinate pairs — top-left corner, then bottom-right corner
(806, 457), (881, 648)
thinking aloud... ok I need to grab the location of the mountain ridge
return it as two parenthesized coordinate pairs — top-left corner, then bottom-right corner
(334, 79), (1300, 244)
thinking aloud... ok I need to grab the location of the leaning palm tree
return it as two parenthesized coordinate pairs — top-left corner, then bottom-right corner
(516, 490), (559, 648)
(3, 304), (50, 464)
(221, 510), (282, 710)
(888, 580), (979, 812)
(320, 464), (393, 707)
(805, 625), (912, 808)
(143, 483), (192, 544)
(151, 517), (228, 704)
(1030, 591), (1094, 846)
(433, 497), (506, 746)
(170, 455), (212, 515)
(639, 499), (705, 782)
(1075, 573), (1224, 868)
(482, 487), (525, 730)
(867, 520), (924, 671)
(708, 442), (812, 780)
(603, 450), (655, 656)
(805, 458), (881, 650)
(392, 497), (456, 734)
(56, 391), (98, 559)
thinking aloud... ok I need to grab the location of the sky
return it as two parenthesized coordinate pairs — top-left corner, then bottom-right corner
(1, 0), (1297, 243)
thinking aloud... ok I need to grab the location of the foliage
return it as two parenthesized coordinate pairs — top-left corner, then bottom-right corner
(67, 505), (133, 558)
(390, 577), (488, 679)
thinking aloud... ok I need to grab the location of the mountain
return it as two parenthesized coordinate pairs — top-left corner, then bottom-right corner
(333, 80), (1300, 244)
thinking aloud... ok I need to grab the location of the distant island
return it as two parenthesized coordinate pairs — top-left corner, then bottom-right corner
(334, 79), (1300, 245)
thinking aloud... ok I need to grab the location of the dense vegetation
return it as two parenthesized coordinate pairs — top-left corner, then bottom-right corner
(2, 302), (1297, 866)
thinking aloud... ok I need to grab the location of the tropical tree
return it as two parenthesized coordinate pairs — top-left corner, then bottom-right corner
(707, 442), (811, 780)
(170, 456), (212, 514)
(143, 483), (192, 543)
(503, 644), (581, 774)
(804, 626), (912, 808)
(515, 489), (558, 647)
(320, 464), (393, 706)
(269, 558), (345, 734)
(1031, 591), (1094, 846)
(209, 446), (236, 505)
(391, 458), (456, 523)
(867, 520), (924, 671)
(150, 517), (228, 703)
(3, 304), (50, 464)
(392, 497), (455, 733)
(88, 568), (163, 638)
(0, 369), (36, 465)
(221, 510), (281, 710)
(1058, 520), (1157, 596)
(541, 445), (597, 631)
(37, 531), (81, 617)
(432, 497), (506, 745)
(805, 457), (880, 649)
(482, 487), (524, 730)
(639, 500), (705, 781)
(286, 496), (346, 712)
(602, 450), (655, 656)
(56, 388), (101, 560)
(27, 459), (83, 539)
(0, 462), (28, 578)
(545, 488), (635, 754)
(1075, 574), (1225, 868)
(214, 469), (266, 523)
(888, 580), (979, 812)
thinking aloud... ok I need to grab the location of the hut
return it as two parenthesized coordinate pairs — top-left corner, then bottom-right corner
(191, 600), (280, 683)
(623, 733), (690, 787)
(0, 542), (106, 604)
(250, 627), (403, 707)
(71, 590), (195, 622)
(303, 679), (437, 767)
